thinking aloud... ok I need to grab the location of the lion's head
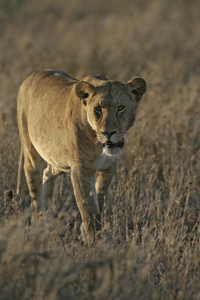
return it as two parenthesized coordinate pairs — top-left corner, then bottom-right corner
(75, 76), (146, 155)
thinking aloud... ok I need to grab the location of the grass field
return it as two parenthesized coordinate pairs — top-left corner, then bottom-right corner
(0, 0), (200, 299)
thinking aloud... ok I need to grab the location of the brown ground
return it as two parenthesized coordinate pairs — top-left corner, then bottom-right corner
(0, 0), (200, 299)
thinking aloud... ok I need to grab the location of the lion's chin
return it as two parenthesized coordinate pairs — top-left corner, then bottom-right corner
(103, 147), (122, 156)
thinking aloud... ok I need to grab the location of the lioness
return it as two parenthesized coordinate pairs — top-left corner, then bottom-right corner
(17, 69), (146, 243)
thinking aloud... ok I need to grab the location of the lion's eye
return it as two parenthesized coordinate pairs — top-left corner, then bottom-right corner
(117, 106), (125, 113)
(95, 106), (102, 114)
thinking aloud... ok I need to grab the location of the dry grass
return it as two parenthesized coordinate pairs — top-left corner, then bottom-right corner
(0, 0), (200, 299)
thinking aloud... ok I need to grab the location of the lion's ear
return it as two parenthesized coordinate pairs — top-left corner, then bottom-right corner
(75, 81), (95, 105)
(126, 77), (146, 103)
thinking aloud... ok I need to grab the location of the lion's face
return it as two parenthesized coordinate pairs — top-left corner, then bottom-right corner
(87, 84), (137, 155)
(76, 77), (146, 155)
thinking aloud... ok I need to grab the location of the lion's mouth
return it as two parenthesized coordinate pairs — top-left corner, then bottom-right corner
(102, 140), (124, 149)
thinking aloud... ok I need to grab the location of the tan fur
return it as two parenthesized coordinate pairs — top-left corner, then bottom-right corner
(17, 69), (146, 243)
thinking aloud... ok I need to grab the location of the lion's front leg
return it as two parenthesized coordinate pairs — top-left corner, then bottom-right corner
(95, 163), (116, 213)
(71, 167), (101, 244)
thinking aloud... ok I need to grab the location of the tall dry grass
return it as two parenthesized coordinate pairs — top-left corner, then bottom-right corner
(0, 0), (200, 299)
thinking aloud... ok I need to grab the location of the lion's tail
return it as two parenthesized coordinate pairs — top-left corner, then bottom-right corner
(16, 148), (24, 198)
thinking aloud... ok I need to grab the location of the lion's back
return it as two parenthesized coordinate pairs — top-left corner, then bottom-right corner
(18, 70), (78, 109)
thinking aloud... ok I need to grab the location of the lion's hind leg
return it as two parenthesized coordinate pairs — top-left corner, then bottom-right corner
(23, 147), (46, 212)
(41, 165), (63, 209)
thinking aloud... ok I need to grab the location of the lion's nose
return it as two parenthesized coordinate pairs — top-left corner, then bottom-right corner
(101, 130), (117, 139)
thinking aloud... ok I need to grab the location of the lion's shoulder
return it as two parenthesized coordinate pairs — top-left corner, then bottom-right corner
(44, 69), (77, 81)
